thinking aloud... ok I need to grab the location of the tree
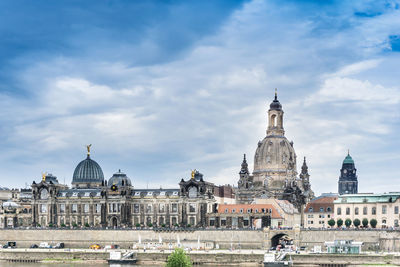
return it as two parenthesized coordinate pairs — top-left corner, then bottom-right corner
(337, 218), (343, 227)
(345, 219), (352, 227)
(328, 219), (335, 227)
(135, 223), (141, 228)
(85, 223), (90, 228)
(166, 248), (192, 267)
(362, 218), (368, 228)
(370, 219), (377, 228)
(353, 219), (361, 228)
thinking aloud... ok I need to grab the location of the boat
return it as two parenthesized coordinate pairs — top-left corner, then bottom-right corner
(263, 252), (293, 267)
(108, 250), (137, 265)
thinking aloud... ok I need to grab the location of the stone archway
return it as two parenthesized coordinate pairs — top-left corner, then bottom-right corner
(271, 233), (292, 248)
(111, 217), (118, 228)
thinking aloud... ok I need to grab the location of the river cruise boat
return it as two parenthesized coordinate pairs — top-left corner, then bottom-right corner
(108, 251), (137, 265)
(263, 252), (292, 267)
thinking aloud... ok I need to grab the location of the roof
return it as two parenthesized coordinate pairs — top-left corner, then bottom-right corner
(305, 196), (337, 213)
(217, 204), (283, 219)
(72, 155), (104, 184)
(132, 189), (180, 198)
(343, 154), (354, 164)
(334, 193), (400, 204)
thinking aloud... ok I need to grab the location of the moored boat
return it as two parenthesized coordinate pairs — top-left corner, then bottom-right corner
(263, 252), (293, 267)
(108, 250), (137, 265)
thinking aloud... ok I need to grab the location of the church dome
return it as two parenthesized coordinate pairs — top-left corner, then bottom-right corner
(108, 170), (132, 187)
(72, 154), (104, 185)
(269, 92), (282, 110)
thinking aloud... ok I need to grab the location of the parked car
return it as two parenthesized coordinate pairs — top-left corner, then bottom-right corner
(30, 244), (38, 248)
(39, 242), (52, 248)
(3, 242), (16, 248)
(55, 242), (64, 249)
(90, 244), (101, 250)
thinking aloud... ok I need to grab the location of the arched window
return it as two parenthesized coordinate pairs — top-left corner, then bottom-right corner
(337, 208), (342, 215)
(271, 114), (277, 127)
(355, 207), (359, 215)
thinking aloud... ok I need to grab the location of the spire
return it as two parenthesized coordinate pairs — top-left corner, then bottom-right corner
(240, 154), (249, 175)
(275, 88), (277, 100)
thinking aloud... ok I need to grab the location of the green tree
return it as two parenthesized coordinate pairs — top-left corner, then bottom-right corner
(166, 248), (192, 267)
(337, 218), (343, 227)
(85, 223), (90, 228)
(362, 218), (368, 228)
(328, 219), (335, 227)
(135, 223), (141, 228)
(353, 219), (361, 228)
(345, 218), (352, 227)
(370, 219), (377, 228)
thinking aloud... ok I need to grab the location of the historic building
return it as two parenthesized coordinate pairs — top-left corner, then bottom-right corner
(236, 92), (314, 209)
(303, 193), (338, 228)
(31, 146), (216, 228)
(334, 193), (400, 228)
(338, 152), (358, 195)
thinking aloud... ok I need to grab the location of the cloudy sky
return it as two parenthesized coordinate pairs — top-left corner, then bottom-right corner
(0, 0), (399, 195)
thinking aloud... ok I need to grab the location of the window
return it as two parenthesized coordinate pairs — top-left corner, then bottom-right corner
(84, 204), (89, 213)
(395, 220), (399, 227)
(355, 207), (359, 215)
(243, 218), (249, 226)
(255, 209), (259, 213)
(189, 217), (195, 226)
(261, 208), (265, 213)
(232, 209), (236, 213)
(132, 204), (139, 213)
(189, 203), (196, 213)
(159, 217), (164, 225)
(41, 204), (47, 213)
(96, 204), (101, 213)
(395, 206), (399, 214)
(320, 207), (324, 212)
(372, 207), (376, 215)
(159, 203), (165, 213)
(382, 205), (387, 214)
(240, 209), (243, 213)
(247, 208), (251, 213)
(146, 204), (152, 213)
(224, 208), (229, 213)
(337, 208), (341, 215)
(171, 203), (178, 213)
(363, 206), (367, 215)
(171, 217), (177, 225)
(60, 204), (65, 213)
(327, 207), (332, 212)
(220, 218), (226, 226)
(72, 204), (77, 213)
(346, 207), (350, 215)
(309, 207), (313, 212)
(209, 218), (215, 227)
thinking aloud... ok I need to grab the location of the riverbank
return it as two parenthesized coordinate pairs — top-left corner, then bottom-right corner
(2, 249), (400, 266)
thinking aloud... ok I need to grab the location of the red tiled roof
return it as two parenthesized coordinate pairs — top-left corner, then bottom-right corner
(304, 196), (337, 213)
(217, 204), (282, 219)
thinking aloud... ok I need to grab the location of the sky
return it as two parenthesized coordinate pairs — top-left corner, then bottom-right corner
(0, 0), (399, 195)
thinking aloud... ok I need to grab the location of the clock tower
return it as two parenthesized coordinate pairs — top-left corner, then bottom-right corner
(338, 151), (358, 195)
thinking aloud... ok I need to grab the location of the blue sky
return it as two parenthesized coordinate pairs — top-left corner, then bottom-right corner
(0, 0), (399, 195)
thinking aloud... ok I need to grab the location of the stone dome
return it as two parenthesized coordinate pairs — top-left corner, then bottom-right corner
(72, 155), (104, 185)
(253, 136), (297, 174)
(108, 170), (132, 187)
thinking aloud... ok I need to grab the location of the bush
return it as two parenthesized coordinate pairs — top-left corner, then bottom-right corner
(337, 219), (343, 227)
(162, 224), (166, 228)
(187, 224), (191, 228)
(353, 219), (361, 228)
(362, 218), (368, 228)
(175, 224), (180, 227)
(72, 223), (78, 228)
(147, 222), (153, 228)
(345, 219), (352, 227)
(48, 223), (53, 228)
(166, 248), (192, 267)
(328, 219), (335, 227)
(136, 223), (141, 228)
(36, 223), (41, 227)
(61, 223), (66, 228)
(370, 219), (377, 228)
(85, 223), (90, 228)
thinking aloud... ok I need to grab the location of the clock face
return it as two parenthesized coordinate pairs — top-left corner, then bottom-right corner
(111, 184), (118, 191)
(40, 188), (49, 199)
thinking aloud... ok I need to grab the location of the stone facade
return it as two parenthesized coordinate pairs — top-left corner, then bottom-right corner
(304, 194), (337, 228)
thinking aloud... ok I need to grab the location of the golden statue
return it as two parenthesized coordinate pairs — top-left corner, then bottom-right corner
(42, 172), (46, 181)
(191, 169), (196, 179)
(86, 144), (92, 155)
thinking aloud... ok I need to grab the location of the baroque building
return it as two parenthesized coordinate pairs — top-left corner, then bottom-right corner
(338, 152), (358, 195)
(236, 92), (314, 209)
(31, 146), (216, 228)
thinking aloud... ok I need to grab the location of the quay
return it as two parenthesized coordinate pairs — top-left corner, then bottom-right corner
(1, 248), (400, 266)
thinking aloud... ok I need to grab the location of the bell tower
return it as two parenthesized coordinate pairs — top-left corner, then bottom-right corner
(338, 151), (358, 195)
(267, 89), (285, 136)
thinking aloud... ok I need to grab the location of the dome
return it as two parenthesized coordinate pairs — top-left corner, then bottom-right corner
(72, 155), (104, 185)
(108, 170), (132, 187)
(343, 154), (354, 165)
(254, 136), (297, 173)
(269, 93), (282, 110)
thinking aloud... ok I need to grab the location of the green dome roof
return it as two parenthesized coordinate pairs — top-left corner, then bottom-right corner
(343, 154), (354, 164)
